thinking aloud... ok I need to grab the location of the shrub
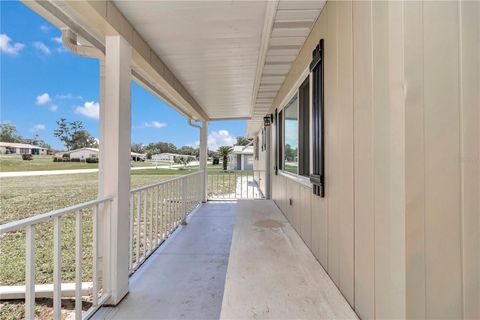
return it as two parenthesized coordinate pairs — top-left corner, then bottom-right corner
(62, 153), (70, 159)
(212, 157), (220, 165)
(86, 157), (98, 163)
(53, 157), (59, 162)
(22, 154), (33, 161)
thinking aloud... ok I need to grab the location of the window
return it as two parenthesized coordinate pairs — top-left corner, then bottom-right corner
(283, 95), (299, 174)
(298, 77), (310, 177)
(310, 39), (325, 197)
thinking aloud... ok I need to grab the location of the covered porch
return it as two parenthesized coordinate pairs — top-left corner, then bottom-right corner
(93, 200), (356, 319)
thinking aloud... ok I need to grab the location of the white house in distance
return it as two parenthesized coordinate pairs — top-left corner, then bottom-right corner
(227, 145), (253, 171)
(66, 148), (145, 161)
(0, 142), (48, 155)
(152, 153), (195, 162)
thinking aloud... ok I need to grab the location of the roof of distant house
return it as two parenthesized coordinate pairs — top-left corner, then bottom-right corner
(231, 145), (254, 154)
(0, 142), (43, 149)
(66, 148), (145, 157)
(153, 153), (196, 158)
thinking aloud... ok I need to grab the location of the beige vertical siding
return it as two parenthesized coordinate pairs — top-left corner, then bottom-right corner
(266, 0), (479, 319)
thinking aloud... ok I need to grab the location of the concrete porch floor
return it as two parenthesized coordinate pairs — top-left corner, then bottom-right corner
(93, 200), (357, 320)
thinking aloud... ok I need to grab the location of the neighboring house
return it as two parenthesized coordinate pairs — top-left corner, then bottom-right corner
(152, 153), (195, 162)
(0, 142), (48, 155)
(67, 147), (99, 160)
(65, 148), (145, 161)
(227, 145), (254, 171)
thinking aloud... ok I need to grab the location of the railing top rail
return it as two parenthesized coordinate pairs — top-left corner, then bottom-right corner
(0, 196), (113, 234)
(131, 170), (203, 193)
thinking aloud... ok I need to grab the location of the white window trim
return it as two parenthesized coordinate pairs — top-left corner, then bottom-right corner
(279, 170), (313, 189)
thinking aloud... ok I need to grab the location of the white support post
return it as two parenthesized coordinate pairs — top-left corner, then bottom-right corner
(101, 35), (131, 305)
(199, 122), (208, 202)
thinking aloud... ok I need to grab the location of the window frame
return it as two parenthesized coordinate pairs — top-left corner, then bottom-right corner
(277, 69), (312, 184)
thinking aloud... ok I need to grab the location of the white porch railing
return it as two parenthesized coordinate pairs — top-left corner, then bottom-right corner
(0, 196), (113, 320)
(208, 170), (265, 200)
(129, 170), (203, 273)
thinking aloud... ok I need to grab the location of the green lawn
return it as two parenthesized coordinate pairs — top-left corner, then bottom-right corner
(0, 155), (166, 172)
(0, 169), (195, 320)
(0, 164), (226, 319)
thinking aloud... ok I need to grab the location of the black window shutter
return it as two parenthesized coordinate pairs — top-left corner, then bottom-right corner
(278, 110), (283, 171)
(274, 109), (278, 175)
(298, 77), (310, 177)
(310, 39), (325, 197)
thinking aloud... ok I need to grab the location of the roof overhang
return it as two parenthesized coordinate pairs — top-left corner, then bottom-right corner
(22, 1), (325, 134)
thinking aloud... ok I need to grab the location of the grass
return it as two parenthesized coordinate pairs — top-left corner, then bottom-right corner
(0, 169), (194, 319)
(0, 155), (166, 172)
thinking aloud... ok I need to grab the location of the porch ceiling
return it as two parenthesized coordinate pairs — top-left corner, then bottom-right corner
(113, 0), (325, 123)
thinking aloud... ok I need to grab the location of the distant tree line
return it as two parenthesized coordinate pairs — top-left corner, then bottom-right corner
(132, 136), (253, 160)
(0, 123), (52, 149)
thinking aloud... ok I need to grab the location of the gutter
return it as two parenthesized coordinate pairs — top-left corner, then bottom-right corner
(187, 118), (203, 129)
(61, 28), (104, 59)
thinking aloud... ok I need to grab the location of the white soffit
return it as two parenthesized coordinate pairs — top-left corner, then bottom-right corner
(113, 0), (268, 120)
(247, 0), (325, 137)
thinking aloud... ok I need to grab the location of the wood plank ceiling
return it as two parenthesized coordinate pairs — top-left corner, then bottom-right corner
(113, 0), (324, 132)
(247, 0), (326, 136)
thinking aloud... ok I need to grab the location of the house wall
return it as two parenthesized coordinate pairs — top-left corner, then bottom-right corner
(265, 1), (479, 319)
(70, 149), (98, 160)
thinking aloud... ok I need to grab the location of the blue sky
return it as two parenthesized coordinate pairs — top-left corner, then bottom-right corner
(0, 0), (246, 151)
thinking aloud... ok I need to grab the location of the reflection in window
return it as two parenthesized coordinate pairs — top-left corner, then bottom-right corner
(284, 95), (298, 174)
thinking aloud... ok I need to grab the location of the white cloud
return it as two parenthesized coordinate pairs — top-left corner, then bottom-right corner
(143, 121), (166, 129)
(0, 34), (25, 55)
(40, 25), (50, 33)
(51, 37), (62, 44)
(75, 101), (99, 120)
(196, 130), (236, 151)
(49, 104), (58, 112)
(36, 93), (51, 105)
(33, 41), (51, 55)
(30, 124), (45, 132)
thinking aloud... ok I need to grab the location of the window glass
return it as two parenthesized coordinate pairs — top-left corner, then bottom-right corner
(284, 95), (298, 174)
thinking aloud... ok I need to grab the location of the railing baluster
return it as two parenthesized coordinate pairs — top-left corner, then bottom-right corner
(149, 188), (153, 252)
(92, 204), (99, 307)
(136, 192), (141, 265)
(53, 216), (62, 320)
(155, 186), (159, 247)
(129, 193), (134, 270)
(25, 224), (35, 320)
(143, 190), (147, 257)
(75, 210), (83, 319)
(161, 184), (165, 240)
(240, 171), (243, 199)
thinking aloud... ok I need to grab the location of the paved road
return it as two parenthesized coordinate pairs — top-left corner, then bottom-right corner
(0, 165), (183, 178)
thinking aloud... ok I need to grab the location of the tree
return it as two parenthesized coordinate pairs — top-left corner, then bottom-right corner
(131, 143), (145, 154)
(284, 144), (297, 162)
(70, 130), (98, 149)
(54, 119), (96, 150)
(0, 123), (22, 142)
(236, 136), (253, 146)
(217, 146), (233, 170)
(174, 155), (191, 169)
